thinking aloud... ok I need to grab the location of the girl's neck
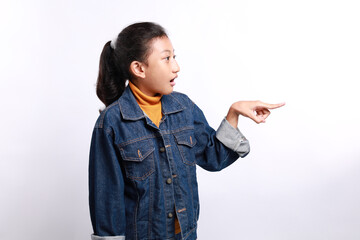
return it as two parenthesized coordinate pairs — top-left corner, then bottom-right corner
(128, 81), (162, 106)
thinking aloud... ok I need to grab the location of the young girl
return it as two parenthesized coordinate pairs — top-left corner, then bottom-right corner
(89, 22), (284, 240)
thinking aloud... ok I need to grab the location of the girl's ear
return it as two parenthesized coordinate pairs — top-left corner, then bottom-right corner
(129, 61), (146, 79)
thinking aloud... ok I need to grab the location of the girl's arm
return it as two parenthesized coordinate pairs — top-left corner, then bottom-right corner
(226, 101), (285, 127)
(89, 127), (126, 240)
(192, 100), (284, 172)
(192, 103), (249, 171)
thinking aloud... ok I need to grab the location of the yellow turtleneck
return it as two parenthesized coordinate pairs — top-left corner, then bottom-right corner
(128, 81), (163, 127)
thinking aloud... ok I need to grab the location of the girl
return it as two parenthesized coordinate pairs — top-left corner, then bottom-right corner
(89, 22), (284, 240)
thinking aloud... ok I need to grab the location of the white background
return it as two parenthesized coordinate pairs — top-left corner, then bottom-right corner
(1, 0), (360, 239)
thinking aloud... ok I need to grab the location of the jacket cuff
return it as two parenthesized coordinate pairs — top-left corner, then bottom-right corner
(91, 234), (125, 240)
(216, 117), (250, 157)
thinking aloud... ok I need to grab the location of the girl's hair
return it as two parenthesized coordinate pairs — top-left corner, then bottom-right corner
(96, 22), (168, 107)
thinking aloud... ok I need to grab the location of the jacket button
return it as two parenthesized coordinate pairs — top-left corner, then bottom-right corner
(159, 147), (165, 152)
(166, 178), (172, 184)
(168, 213), (173, 218)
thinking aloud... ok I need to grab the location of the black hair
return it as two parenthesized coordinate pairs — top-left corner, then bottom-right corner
(96, 22), (168, 107)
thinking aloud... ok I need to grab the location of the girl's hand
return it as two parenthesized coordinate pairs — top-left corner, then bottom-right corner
(226, 101), (285, 127)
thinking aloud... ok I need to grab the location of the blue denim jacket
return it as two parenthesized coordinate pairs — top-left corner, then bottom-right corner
(89, 86), (250, 240)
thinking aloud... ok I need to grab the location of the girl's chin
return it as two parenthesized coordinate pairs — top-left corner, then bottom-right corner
(162, 88), (174, 95)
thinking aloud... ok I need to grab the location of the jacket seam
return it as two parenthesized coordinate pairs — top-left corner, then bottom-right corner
(183, 226), (196, 240)
(97, 101), (119, 129)
(117, 128), (194, 147)
(186, 164), (196, 227)
(148, 174), (154, 239)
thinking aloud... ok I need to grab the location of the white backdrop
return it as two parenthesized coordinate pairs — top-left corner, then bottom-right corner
(1, 0), (360, 239)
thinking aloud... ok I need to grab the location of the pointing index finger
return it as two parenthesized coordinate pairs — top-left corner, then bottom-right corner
(260, 102), (286, 109)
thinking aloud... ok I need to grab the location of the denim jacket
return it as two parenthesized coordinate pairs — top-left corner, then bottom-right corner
(89, 86), (250, 240)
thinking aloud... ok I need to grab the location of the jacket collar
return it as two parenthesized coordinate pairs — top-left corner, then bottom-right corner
(118, 85), (185, 121)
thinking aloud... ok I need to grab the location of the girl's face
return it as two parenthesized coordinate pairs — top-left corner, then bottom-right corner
(137, 37), (180, 96)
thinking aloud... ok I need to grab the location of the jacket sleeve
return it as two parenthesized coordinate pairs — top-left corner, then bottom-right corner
(192, 103), (250, 172)
(89, 126), (126, 240)
(215, 117), (250, 157)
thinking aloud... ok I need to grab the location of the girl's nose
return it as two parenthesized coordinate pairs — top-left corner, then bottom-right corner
(173, 60), (180, 73)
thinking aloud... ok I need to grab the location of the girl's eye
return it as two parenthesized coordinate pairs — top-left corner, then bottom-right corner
(164, 55), (176, 61)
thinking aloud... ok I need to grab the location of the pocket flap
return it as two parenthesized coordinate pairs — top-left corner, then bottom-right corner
(119, 139), (155, 162)
(174, 130), (197, 148)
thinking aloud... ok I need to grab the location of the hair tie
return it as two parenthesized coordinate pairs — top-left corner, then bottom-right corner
(110, 35), (118, 49)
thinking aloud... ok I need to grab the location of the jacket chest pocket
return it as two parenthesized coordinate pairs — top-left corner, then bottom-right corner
(174, 129), (197, 166)
(118, 139), (155, 180)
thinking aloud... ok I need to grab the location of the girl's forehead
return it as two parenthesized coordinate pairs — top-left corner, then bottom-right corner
(149, 37), (174, 53)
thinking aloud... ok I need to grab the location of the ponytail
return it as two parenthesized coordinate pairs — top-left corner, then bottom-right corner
(95, 22), (168, 107)
(96, 41), (127, 107)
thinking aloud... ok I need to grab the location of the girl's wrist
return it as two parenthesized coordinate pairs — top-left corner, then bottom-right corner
(226, 105), (239, 129)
